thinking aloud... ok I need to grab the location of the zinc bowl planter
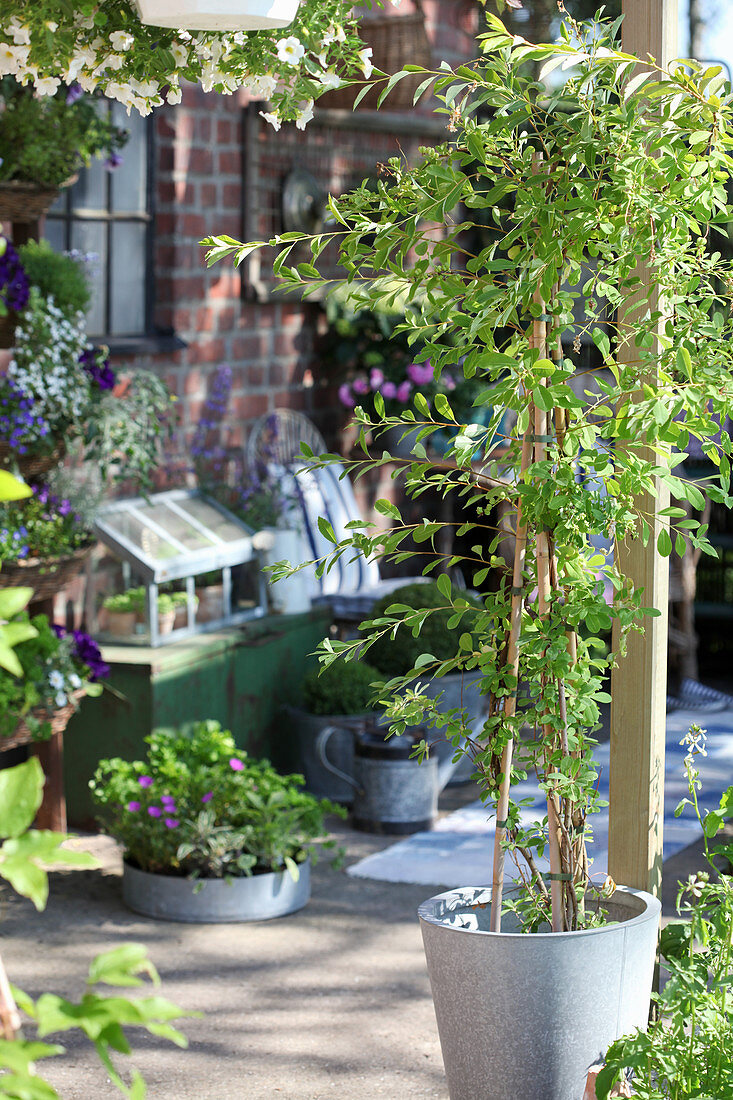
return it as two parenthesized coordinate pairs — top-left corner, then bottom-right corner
(122, 859), (311, 923)
(419, 886), (660, 1100)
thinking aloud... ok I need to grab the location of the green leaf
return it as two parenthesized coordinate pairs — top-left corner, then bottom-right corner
(88, 945), (158, 989)
(434, 393), (456, 422)
(0, 471), (32, 502)
(414, 653), (436, 669)
(317, 517), (337, 544)
(0, 759), (44, 840)
(657, 527), (673, 557)
(436, 573), (451, 600)
(0, 588), (34, 619)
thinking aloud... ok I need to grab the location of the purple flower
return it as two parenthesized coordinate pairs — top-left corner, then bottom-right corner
(127, 800), (141, 812)
(65, 82), (83, 105)
(161, 796), (176, 809)
(79, 346), (116, 391)
(407, 361), (433, 386)
(147, 805), (162, 817)
(370, 368), (384, 390)
(138, 776), (153, 788)
(338, 383), (355, 408)
(381, 381), (397, 399)
(104, 152), (124, 170)
(229, 758), (244, 771)
(0, 238), (29, 313)
(201, 791), (213, 803)
(396, 381), (413, 404)
(352, 377), (369, 395)
(164, 818), (179, 829)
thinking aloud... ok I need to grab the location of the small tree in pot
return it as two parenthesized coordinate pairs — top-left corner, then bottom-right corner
(206, 14), (733, 1098)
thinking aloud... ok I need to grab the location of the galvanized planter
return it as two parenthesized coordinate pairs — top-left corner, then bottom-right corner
(122, 859), (310, 923)
(419, 885), (661, 1100)
(288, 706), (368, 803)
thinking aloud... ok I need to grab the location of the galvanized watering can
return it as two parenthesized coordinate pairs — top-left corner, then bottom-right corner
(316, 723), (460, 834)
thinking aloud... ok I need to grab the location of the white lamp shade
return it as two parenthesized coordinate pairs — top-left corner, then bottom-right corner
(134, 0), (299, 31)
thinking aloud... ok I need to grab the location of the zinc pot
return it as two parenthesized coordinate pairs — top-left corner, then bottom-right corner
(288, 705), (366, 803)
(419, 885), (660, 1100)
(134, 0), (300, 32)
(122, 859), (310, 923)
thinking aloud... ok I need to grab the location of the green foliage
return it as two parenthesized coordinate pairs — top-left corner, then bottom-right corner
(90, 720), (345, 878)
(302, 659), (383, 715)
(597, 730), (733, 1098)
(0, 79), (127, 189)
(82, 371), (175, 492)
(365, 582), (480, 678)
(0, 484), (92, 563)
(207, 18), (733, 930)
(18, 241), (91, 319)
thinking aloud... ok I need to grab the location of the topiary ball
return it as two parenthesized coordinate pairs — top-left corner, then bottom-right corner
(302, 659), (383, 716)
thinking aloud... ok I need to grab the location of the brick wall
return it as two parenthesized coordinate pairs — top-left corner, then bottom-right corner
(117, 0), (480, 472)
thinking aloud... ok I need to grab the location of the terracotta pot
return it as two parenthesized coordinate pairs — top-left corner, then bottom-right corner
(195, 585), (225, 623)
(158, 609), (176, 635)
(105, 610), (137, 638)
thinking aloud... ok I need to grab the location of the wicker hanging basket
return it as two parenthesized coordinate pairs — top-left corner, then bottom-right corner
(0, 180), (61, 223)
(0, 544), (92, 603)
(1, 689), (85, 753)
(0, 439), (66, 481)
(321, 0), (432, 111)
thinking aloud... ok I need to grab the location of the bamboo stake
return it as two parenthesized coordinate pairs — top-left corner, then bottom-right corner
(489, 424), (533, 932)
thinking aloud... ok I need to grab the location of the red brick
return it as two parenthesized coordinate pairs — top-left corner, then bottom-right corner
(183, 368), (205, 395)
(232, 393), (269, 419)
(230, 333), (269, 360)
(217, 119), (233, 144)
(222, 183), (241, 209)
(196, 115), (212, 142)
(218, 150), (240, 175)
(189, 147), (214, 174)
(200, 182), (217, 207)
(180, 212), (209, 238)
(186, 338), (227, 364)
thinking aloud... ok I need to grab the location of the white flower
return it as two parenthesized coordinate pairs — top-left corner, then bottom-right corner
(295, 99), (314, 129)
(7, 18), (30, 45)
(110, 30), (134, 51)
(34, 76), (60, 96)
(130, 77), (159, 97)
(96, 53), (124, 73)
(244, 73), (277, 98)
(106, 80), (134, 105)
(171, 42), (189, 67)
(167, 84), (182, 105)
(276, 36), (305, 66)
(45, 21), (59, 32)
(49, 670), (65, 690)
(318, 69), (341, 90)
(0, 42), (27, 75)
(78, 73), (98, 92)
(55, 691), (68, 708)
(260, 110), (281, 131)
(359, 46), (373, 79)
(322, 23), (346, 47)
(69, 673), (82, 689)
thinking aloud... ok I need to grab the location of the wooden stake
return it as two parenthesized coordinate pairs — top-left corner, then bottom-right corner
(0, 954), (20, 1039)
(490, 425), (533, 932)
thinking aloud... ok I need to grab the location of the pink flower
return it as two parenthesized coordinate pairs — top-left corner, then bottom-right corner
(396, 381), (413, 403)
(147, 805), (162, 817)
(127, 800), (141, 812)
(229, 758), (244, 771)
(338, 383), (355, 408)
(407, 361), (433, 386)
(201, 791), (213, 803)
(381, 381), (397, 399)
(370, 368), (384, 390)
(352, 376), (369, 395)
(444, 373), (456, 391)
(165, 818), (179, 829)
(161, 795), (176, 808)
(138, 776), (153, 788)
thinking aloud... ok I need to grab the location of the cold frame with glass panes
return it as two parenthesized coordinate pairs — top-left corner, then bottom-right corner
(92, 490), (267, 646)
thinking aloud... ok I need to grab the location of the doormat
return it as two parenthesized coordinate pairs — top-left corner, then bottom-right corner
(346, 709), (733, 888)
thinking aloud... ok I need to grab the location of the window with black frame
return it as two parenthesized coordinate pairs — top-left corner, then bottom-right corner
(44, 102), (153, 345)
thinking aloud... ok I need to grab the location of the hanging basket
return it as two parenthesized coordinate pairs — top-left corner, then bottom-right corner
(1, 689), (85, 753)
(321, 3), (432, 111)
(0, 544), (92, 603)
(133, 0), (300, 31)
(0, 440), (66, 481)
(0, 181), (61, 223)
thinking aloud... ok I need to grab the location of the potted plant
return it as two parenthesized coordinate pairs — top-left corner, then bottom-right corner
(90, 719), (344, 922)
(170, 590), (198, 630)
(102, 591), (141, 639)
(0, 479), (96, 600)
(0, 612), (106, 750)
(0, 77), (127, 216)
(206, 13), (733, 1097)
(290, 658), (383, 802)
(0, 234), (30, 349)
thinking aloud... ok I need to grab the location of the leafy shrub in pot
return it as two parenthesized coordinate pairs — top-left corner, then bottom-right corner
(302, 659), (382, 717)
(91, 720), (345, 920)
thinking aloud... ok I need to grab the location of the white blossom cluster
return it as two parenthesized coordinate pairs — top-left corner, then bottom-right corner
(8, 289), (91, 431)
(0, 2), (394, 126)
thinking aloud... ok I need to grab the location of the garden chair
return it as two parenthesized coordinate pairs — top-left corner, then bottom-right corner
(246, 409), (426, 621)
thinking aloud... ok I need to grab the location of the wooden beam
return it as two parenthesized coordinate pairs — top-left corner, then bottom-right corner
(608, 0), (678, 897)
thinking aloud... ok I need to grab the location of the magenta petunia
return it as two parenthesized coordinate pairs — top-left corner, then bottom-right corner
(201, 791), (213, 803)
(138, 776), (153, 788)
(127, 800), (141, 812)
(161, 795), (176, 807)
(381, 381), (397, 399)
(338, 383), (355, 408)
(229, 758), (244, 771)
(147, 805), (162, 817)
(164, 818), (179, 829)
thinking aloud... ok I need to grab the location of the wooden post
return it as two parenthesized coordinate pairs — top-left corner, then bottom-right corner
(608, 0), (678, 897)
